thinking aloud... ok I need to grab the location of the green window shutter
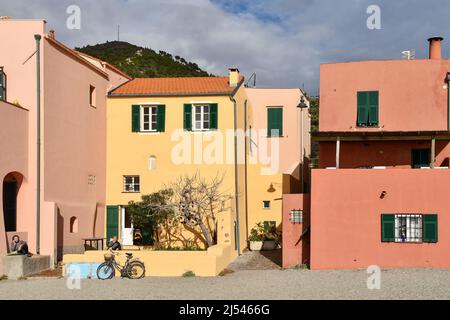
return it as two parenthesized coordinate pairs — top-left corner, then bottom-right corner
(156, 105), (166, 132)
(183, 104), (192, 131)
(267, 108), (283, 137)
(357, 92), (369, 126)
(132, 105), (140, 132)
(106, 205), (119, 241)
(368, 91), (379, 126)
(210, 103), (218, 130)
(381, 214), (395, 242)
(423, 214), (438, 243)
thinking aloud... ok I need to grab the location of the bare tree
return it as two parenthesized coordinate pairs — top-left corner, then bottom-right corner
(170, 173), (229, 248)
(130, 172), (230, 248)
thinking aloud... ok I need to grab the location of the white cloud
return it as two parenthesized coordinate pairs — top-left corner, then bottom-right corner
(1, 0), (450, 94)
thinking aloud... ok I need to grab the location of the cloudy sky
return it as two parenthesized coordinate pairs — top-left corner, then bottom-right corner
(2, 0), (450, 94)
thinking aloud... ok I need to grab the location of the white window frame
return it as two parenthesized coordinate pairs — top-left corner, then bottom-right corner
(192, 104), (211, 131)
(141, 105), (158, 132)
(123, 176), (140, 193)
(394, 214), (423, 243)
(262, 200), (271, 209)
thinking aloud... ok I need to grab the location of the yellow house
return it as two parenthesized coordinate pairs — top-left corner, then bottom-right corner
(106, 69), (248, 254)
(105, 69), (310, 256)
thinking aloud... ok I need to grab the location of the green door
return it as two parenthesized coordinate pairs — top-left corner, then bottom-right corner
(106, 205), (119, 241)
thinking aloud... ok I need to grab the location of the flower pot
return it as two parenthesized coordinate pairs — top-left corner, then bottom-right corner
(261, 240), (277, 251)
(249, 240), (277, 251)
(249, 241), (264, 251)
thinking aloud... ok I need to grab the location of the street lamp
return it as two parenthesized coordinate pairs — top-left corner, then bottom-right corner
(297, 94), (308, 193)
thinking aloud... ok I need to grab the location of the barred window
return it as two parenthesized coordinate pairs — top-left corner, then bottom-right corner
(395, 214), (422, 242)
(123, 176), (140, 193)
(290, 209), (303, 224)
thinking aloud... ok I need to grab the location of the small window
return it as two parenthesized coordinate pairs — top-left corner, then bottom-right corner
(70, 216), (78, 233)
(290, 209), (303, 224)
(0, 67), (6, 101)
(412, 149), (431, 168)
(141, 106), (158, 132)
(123, 176), (140, 193)
(262, 201), (271, 209)
(357, 91), (379, 127)
(267, 107), (283, 137)
(89, 85), (96, 107)
(192, 104), (210, 131)
(395, 214), (422, 242)
(148, 156), (157, 170)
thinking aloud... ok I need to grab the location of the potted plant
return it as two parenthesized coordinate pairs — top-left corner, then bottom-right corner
(248, 222), (279, 251)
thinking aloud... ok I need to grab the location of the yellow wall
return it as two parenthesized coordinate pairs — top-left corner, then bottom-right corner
(106, 87), (248, 252)
(63, 243), (236, 277)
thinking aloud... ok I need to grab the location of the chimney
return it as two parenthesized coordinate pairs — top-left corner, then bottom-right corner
(428, 36), (444, 60)
(229, 67), (240, 87)
(49, 30), (55, 39)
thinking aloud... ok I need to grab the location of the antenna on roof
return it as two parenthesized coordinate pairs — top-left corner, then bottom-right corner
(402, 49), (416, 60)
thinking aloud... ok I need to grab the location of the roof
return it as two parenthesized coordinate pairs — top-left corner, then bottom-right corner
(313, 131), (450, 141)
(109, 76), (244, 97)
(76, 51), (132, 80)
(45, 36), (109, 80)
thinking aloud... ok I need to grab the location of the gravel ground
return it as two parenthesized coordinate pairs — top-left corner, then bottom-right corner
(1, 268), (450, 300)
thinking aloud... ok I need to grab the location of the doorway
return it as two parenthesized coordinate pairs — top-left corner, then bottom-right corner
(121, 207), (134, 246)
(3, 173), (22, 232)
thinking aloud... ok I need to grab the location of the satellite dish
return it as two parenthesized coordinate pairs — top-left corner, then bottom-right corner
(402, 50), (416, 60)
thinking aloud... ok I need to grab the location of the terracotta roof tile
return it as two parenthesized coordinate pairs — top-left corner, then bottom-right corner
(109, 76), (244, 96)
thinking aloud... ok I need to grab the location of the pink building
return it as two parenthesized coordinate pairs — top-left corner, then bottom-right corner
(0, 18), (129, 274)
(311, 37), (450, 269)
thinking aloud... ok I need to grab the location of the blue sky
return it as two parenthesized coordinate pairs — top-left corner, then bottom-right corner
(1, 0), (450, 94)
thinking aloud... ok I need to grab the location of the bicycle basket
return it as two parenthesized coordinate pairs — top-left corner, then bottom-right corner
(104, 253), (115, 261)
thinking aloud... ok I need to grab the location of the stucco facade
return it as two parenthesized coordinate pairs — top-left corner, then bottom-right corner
(245, 88), (310, 232)
(0, 19), (127, 270)
(311, 37), (450, 269)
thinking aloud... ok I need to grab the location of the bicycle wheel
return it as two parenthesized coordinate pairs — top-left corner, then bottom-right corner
(97, 262), (115, 280)
(126, 261), (145, 279)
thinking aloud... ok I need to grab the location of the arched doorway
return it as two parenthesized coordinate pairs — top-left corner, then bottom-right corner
(2, 172), (23, 232)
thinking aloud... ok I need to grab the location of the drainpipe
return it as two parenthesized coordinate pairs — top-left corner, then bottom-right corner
(34, 34), (41, 255)
(447, 73), (450, 131)
(230, 96), (241, 255)
(243, 100), (249, 244)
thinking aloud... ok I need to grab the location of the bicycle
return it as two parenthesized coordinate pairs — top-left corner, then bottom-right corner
(96, 250), (146, 280)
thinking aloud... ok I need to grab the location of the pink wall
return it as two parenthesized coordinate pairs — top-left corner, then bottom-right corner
(0, 20), (109, 264)
(320, 59), (450, 132)
(0, 101), (29, 274)
(282, 194), (310, 268)
(311, 169), (450, 270)
(245, 88), (311, 178)
(0, 19), (45, 255)
(43, 38), (107, 252)
(319, 140), (450, 169)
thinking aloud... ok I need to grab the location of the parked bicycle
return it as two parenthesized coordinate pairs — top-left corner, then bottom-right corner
(97, 250), (146, 280)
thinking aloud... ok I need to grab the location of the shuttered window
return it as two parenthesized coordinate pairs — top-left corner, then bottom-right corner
(267, 107), (283, 137)
(381, 214), (438, 243)
(357, 91), (379, 127)
(185, 103), (218, 131)
(132, 105), (166, 132)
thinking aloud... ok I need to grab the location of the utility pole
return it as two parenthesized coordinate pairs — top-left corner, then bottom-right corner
(117, 25), (120, 41)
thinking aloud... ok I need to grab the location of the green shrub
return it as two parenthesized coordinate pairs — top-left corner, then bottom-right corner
(182, 271), (196, 277)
